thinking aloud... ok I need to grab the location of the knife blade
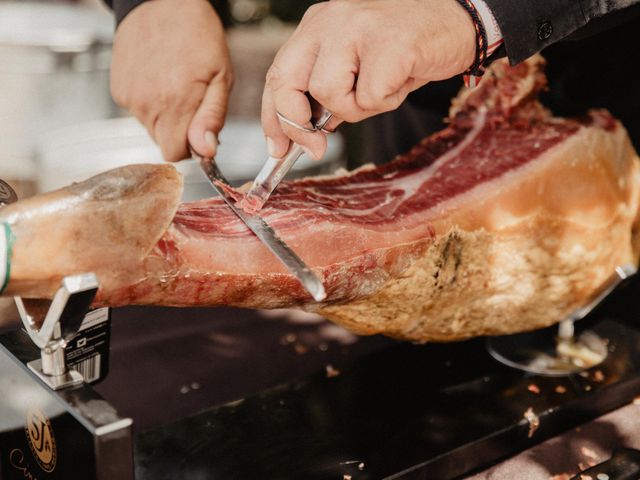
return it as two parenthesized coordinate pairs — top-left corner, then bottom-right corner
(195, 153), (327, 302)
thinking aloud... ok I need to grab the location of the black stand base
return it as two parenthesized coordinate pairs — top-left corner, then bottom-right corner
(134, 315), (640, 480)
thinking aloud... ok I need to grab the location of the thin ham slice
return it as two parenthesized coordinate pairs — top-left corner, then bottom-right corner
(2, 57), (639, 341)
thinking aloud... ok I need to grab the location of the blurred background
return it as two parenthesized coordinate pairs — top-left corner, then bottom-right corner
(0, 0), (350, 205)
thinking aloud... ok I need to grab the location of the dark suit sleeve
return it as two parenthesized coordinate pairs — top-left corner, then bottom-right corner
(103, 0), (231, 26)
(103, 0), (144, 24)
(482, 0), (640, 64)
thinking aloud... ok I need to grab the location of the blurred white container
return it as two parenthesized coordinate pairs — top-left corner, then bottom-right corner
(36, 117), (345, 202)
(0, 2), (116, 181)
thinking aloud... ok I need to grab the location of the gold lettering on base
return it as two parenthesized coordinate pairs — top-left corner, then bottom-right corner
(24, 408), (56, 473)
(9, 448), (39, 479)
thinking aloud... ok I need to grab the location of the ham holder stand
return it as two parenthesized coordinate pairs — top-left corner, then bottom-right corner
(3, 176), (640, 479)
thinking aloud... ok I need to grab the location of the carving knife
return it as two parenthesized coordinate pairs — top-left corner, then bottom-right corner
(194, 151), (327, 302)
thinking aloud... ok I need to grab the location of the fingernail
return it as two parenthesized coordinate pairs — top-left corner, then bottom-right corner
(205, 131), (218, 155)
(266, 137), (278, 157)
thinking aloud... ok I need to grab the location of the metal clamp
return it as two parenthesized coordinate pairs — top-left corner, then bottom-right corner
(1, 180), (100, 390)
(15, 273), (99, 390)
(276, 106), (334, 134)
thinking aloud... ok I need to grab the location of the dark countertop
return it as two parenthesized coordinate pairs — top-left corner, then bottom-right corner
(468, 401), (640, 479)
(93, 306), (395, 431)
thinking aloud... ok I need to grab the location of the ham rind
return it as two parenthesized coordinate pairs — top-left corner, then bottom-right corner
(0, 165), (183, 299)
(2, 57), (640, 341)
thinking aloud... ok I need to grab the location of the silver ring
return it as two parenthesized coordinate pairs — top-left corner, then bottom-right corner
(276, 111), (318, 133)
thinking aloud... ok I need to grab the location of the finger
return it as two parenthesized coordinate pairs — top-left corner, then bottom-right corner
(265, 39), (327, 159)
(279, 119), (328, 160)
(188, 70), (232, 158)
(308, 46), (367, 123)
(268, 81), (328, 159)
(356, 47), (416, 114)
(261, 86), (290, 159)
(321, 115), (343, 133)
(154, 108), (193, 162)
(262, 85), (329, 160)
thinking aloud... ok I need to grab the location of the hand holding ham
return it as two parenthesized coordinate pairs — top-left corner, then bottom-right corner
(261, 0), (477, 160)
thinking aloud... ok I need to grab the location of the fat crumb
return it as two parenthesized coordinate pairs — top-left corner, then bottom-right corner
(524, 407), (540, 438)
(528, 384), (541, 394)
(280, 333), (297, 345)
(580, 475), (593, 480)
(343, 475), (352, 480)
(555, 385), (567, 394)
(358, 462), (365, 471)
(326, 364), (341, 378)
(633, 396), (640, 405)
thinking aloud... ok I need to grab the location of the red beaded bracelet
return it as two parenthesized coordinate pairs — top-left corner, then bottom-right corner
(453, 0), (489, 86)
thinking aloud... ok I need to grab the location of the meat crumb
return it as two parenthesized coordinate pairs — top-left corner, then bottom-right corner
(294, 343), (309, 355)
(580, 475), (593, 480)
(528, 384), (541, 394)
(523, 407), (540, 438)
(549, 475), (571, 480)
(555, 385), (567, 394)
(633, 396), (640, 405)
(326, 364), (341, 378)
(343, 475), (352, 480)
(580, 446), (599, 461)
(592, 370), (605, 382)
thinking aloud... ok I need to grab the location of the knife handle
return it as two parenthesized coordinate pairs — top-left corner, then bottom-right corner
(243, 143), (306, 211)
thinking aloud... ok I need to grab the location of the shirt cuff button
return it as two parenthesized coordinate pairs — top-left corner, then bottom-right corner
(537, 21), (553, 41)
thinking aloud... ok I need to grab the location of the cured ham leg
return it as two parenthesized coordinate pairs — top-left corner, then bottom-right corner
(0, 165), (182, 300)
(2, 57), (639, 341)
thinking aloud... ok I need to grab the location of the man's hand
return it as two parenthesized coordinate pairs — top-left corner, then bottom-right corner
(262, 0), (476, 160)
(111, 0), (233, 161)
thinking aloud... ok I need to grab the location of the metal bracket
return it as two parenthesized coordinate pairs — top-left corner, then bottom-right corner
(567, 263), (637, 323)
(0, 178), (18, 207)
(15, 273), (99, 390)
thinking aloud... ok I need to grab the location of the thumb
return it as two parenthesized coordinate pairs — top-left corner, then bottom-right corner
(188, 73), (230, 157)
